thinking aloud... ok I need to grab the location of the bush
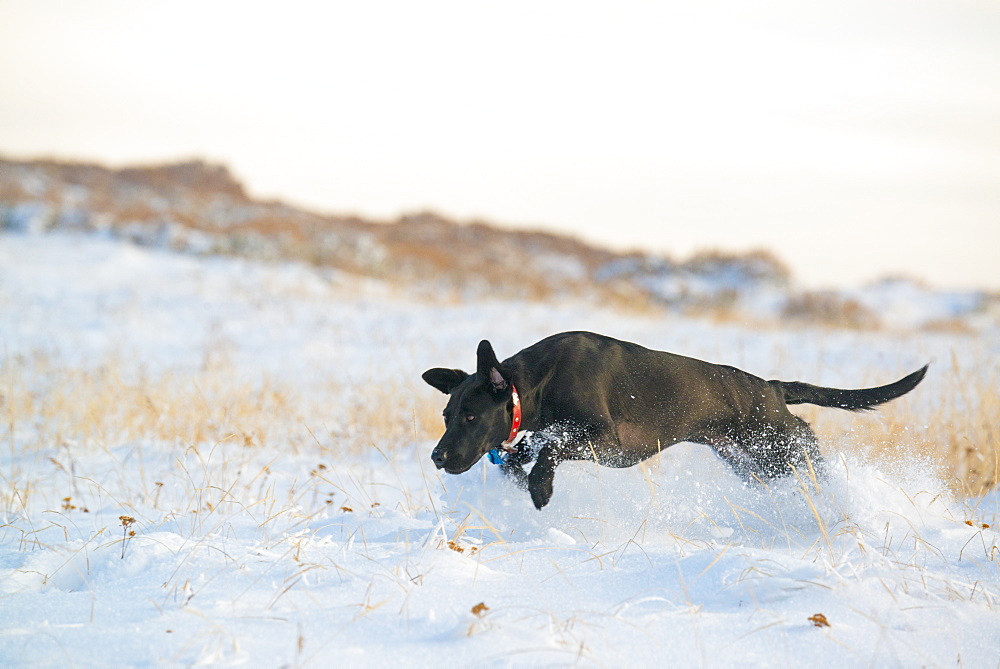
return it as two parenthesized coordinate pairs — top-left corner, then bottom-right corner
(781, 291), (881, 330)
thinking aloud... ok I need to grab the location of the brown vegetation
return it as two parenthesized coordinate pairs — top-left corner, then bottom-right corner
(0, 156), (795, 313)
(793, 359), (1000, 497)
(781, 291), (881, 330)
(5, 347), (996, 496)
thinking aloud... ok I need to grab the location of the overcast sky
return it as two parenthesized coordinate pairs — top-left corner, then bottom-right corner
(2, 0), (998, 289)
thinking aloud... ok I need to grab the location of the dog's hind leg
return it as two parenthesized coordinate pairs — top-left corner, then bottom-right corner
(780, 415), (826, 481)
(704, 435), (761, 483)
(741, 416), (825, 482)
(706, 415), (824, 484)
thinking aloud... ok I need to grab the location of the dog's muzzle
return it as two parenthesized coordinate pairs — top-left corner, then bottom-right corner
(430, 447), (447, 469)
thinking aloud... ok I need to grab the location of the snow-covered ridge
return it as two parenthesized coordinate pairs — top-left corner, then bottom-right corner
(3, 156), (994, 331)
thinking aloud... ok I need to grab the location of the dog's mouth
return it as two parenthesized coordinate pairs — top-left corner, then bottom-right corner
(443, 461), (476, 475)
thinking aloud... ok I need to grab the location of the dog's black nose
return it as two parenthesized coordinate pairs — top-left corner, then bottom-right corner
(431, 449), (446, 469)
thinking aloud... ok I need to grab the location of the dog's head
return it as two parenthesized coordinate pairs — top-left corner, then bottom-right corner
(422, 340), (514, 474)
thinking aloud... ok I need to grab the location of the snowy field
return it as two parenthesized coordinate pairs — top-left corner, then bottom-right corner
(1, 233), (998, 667)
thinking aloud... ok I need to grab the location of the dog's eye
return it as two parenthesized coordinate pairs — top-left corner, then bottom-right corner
(465, 414), (476, 422)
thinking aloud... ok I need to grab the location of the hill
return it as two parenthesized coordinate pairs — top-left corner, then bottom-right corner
(0, 157), (786, 301)
(1, 156), (994, 330)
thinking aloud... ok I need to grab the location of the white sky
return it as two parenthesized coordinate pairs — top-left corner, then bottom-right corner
(2, 0), (999, 289)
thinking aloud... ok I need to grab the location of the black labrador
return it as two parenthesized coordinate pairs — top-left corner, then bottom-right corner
(423, 331), (927, 509)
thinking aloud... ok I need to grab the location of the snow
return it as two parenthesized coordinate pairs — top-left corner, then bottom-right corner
(1, 233), (998, 666)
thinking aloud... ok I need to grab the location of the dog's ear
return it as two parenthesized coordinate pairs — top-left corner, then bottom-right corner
(422, 368), (469, 394)
(476, 340), (510, 392)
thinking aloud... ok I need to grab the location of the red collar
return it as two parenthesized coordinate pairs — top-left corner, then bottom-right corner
(500, 384), (522, 451)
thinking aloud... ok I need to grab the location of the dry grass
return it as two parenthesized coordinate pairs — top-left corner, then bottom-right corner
(796, 357), (1000, 497)
(1, 352), (447, 540)
(3, 357), (295, 450)
(3, 347), (997, 497)
(1, 354), (444, 458)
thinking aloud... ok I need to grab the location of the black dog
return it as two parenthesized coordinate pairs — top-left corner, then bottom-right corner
(423, 331), (927, 509)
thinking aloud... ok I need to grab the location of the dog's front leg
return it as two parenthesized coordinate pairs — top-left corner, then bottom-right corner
(499, 458), (529, 491)
(527, 446), (559, 510)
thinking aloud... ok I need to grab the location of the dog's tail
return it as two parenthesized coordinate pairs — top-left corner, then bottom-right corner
(771, 364), (928, 412)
